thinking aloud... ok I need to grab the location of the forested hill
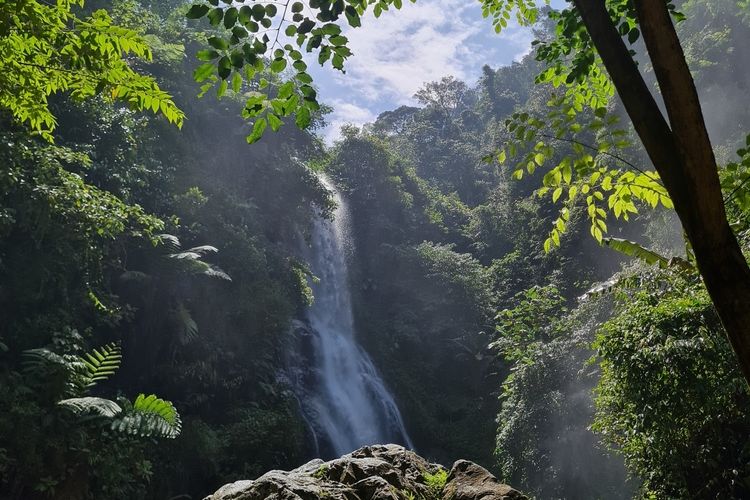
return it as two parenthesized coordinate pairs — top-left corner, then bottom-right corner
(1, 1), (750, 499)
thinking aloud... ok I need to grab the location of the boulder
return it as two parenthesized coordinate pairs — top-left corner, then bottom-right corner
(204, 444), (526, 500)
(442, 460), (527, 500)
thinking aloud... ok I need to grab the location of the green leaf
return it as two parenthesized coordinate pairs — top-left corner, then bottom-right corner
(345, 6), (361, 27)
(270, 58), (287, 73)
(186, 4), (210, 19)
(278, 81), (295, 99)
(628, 28), (640, 44)
(298, 18), (316, 34)
(217, 78), (228, 97)
(251, 4), (265, 21)
(194, 63), (215, 82)
(330, 35), (348, 46)
(268, 113), (283, 131)
(247, 117), (268, 144)
(223, 6), (238, 28)
(231, 72), (242, 92)
(230, 50), (244, 68)
(208, 36), (229, 50)
(239, 5), (252, 24)
(207, 7), (223, 26)
(196, 49), (219, 61)
(295, 105), (311, 128)
(603, 237), (672, 268)
(217, 56), (231, 79)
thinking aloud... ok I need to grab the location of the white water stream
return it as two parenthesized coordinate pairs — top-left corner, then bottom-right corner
(290, 178), (413, 457)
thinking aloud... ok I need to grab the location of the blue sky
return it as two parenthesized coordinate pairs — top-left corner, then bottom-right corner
(300, 0), (564, 142)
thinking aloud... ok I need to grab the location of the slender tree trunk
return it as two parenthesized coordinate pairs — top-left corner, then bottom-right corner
(572, 0), (750, 384)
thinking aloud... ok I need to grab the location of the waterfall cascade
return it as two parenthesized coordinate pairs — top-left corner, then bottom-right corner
(287, 177), (413, 458)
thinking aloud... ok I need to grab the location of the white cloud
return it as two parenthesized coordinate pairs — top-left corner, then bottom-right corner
(303, 0), (542, 142)
(333, 0), (483, 105)
(322, 100), (377, 144)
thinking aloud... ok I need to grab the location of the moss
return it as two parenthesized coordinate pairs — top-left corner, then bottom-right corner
(312, 464), (329, 480)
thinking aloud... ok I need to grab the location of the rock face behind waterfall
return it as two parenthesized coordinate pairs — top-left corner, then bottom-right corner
(204, 444), (527, 500)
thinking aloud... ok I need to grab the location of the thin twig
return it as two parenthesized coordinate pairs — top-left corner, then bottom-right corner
(538, 132), (652, 179)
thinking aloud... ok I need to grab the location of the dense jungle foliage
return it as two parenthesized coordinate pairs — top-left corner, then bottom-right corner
(1, 0), (750, 499)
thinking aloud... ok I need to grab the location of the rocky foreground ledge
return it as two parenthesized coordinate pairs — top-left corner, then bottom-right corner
(204, 444), (527, 500)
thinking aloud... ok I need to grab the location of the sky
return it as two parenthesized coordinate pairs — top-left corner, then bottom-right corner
(301, 0), (549, 142)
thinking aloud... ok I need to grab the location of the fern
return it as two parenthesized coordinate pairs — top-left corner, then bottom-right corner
(22, 348), (69, 374)
(184, 245), (219, 255)
(156, 233), (181, 251)
(58, 397), (123, 418)
(23, 345), (181, 439)
(112, 394), (181, 439)
(173, 302), (199, 345)
(200, 263), (232, 281)
(165, 241), (232, 281)
(79, 343), (122, 389)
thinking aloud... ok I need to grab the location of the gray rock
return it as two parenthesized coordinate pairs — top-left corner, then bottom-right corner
(204, 444), (526, 500)
(442, 460), (527, 500)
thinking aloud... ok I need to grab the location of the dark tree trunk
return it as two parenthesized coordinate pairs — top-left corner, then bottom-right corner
(572, 0), (750, 384)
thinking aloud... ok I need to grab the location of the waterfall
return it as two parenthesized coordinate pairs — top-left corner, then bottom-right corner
(287, 177), (413, 458)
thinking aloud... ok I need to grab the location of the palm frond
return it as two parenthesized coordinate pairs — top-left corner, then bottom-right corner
(58, 397), (123, 418)
(603, 237), (695, 272)
(111, 394), (181, 439)
(579, 277), (621, 302)
(603, 237), (670, 267)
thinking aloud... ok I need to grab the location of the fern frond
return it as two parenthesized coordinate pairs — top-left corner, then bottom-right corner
(168, 251), (202, 260)
(156, 233), (181, 250)
(58, 397), (123, 418)
(203, 264), (232, 281)
(80, 343), (122, 389)
(185, 245), (219, 255)
(133, 394), (180, 425)
(167, 254), (232, 281)
(111, 394), (181, 439)
(173, 302), (199, 345)
(22, 348), (72, 374)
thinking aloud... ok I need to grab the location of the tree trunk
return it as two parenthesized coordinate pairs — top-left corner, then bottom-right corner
(572, 0), (750, 384)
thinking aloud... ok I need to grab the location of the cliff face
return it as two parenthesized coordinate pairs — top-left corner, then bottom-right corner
(204, 444), (527, 500)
